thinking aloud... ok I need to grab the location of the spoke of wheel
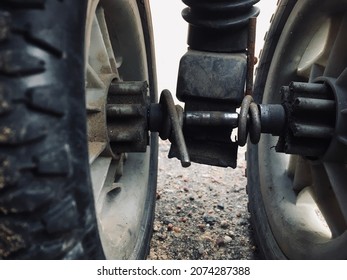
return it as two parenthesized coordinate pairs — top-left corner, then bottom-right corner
(286, 155), (298, 179)
(336, 67), (347, 88)
(86, 63), (106, 89)
(324, 13), (347, 78)
(297, 20), (331, 79)
(86, 88), (105, 114)
(308, 63), (325, 83)
(310, 162), (347, 237)
(88, 141), (107, 164)
(90, 157), (113, 210)
(293, 157), (312, 193)
(88, 12), (112, 75)
(96, 7), (118, 74)
(324, 162), (347, 224)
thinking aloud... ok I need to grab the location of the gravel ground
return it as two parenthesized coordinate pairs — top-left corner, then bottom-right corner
(148, 140), (256, 260)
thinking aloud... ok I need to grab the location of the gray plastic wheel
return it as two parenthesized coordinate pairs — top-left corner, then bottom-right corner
(85, 0), (158, 259)
(248, 0), (347, 259)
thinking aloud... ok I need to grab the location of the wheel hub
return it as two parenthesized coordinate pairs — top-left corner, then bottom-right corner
(276, 81), (336, 158)
(106, 81), (149, 153)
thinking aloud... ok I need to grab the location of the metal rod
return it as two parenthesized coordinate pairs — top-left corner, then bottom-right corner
(185, 111), (239, 127)
(259, 104), (286, 135)
(246, 17), (257, 96)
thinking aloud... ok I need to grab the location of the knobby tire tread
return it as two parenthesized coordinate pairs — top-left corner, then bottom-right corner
(0, 0), (104, 259)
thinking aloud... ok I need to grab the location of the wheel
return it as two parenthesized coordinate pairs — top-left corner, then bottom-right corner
(248, 0), (347, 259)
(0, 0), (158, 259)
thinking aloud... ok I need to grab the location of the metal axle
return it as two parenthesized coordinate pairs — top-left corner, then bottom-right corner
(148, 78), (338, 167)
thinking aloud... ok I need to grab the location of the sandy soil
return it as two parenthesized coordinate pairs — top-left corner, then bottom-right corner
(148, 140), (256, 260)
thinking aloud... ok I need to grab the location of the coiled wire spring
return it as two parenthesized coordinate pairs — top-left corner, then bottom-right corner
(238, 95), (261, 146)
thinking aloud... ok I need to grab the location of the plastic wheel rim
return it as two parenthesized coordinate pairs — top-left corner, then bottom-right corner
(259, 0), (347, 259)
(85, 0), (154, 259)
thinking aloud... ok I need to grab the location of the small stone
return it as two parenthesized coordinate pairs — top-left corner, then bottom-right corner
(236, 212), (242, 218)
(216, 237), (225, 247)
(217, 203), (225, 210)
(197, 224), (206, 231)
(179, 217), (188, 223)
(198, 245), (205, 255)
(224, 236), (232, 244)
(157, 233), (167, 241)
(173, 227), (181, 233)
(156, 192), (161, 200)
(163, 218), (173, 225)
(167, 223), (174, 231)
(239, 219), (248, 226)
(240, 238), (247, 246)
(220, 220), (229, 229)
(203, 215), (217, 226)
(201, 234), (213, 242)
(183, 187), (189, 192)
(227, 231), (235, 238)
(189, 196), (195, 201)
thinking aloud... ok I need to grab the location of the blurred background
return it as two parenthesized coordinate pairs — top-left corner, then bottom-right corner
(150, 0), (277, 95)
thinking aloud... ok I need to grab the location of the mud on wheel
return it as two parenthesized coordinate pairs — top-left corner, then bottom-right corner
(0, 0), (158, 259)
(248, 0), (347, 259)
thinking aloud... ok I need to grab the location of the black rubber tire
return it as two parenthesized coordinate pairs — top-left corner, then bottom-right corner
(0, 0), (158, 259)
(247, 0), (297, 259)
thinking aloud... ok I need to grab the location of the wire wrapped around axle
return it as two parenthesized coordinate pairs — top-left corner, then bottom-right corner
(238, 95), (261, 146)
(158, 90), (191, 167)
